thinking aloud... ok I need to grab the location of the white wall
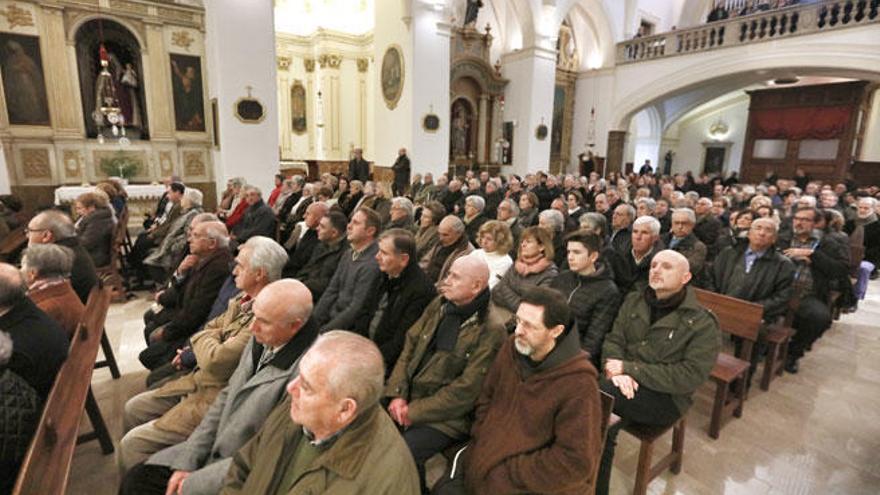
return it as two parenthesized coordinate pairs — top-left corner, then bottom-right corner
(861, 88), (880, 162)
(666, 93), (749, 175)
(373, 0), (413, 169)
(410, 3), (451, 176)
(502, 47), (558, 175)
(205, 0), (279, 196)
(571, 68), (616, 164)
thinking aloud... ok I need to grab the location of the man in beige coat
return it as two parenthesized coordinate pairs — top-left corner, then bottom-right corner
(221, 331), (419, 494)
(118, 236), (288, 471)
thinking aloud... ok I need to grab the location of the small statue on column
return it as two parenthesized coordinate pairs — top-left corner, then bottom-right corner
(463, 0), (483, 28)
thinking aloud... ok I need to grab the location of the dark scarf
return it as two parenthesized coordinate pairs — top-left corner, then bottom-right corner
(434, 288), (490, 352)
(644, 286), (687, 324)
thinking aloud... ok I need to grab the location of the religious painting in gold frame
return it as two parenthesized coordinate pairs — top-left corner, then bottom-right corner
(381, 45), (404, 110)
(291, 80), (307, 135)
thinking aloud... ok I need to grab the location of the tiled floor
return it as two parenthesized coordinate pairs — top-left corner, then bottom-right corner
(67, 283), (880, 494)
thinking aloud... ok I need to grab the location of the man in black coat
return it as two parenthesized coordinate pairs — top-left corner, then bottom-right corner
(694, 197), (722, 259)
(294, 211), (348, 300)
(139, 221), (233, 370)
(778, 207), (850, 373)
(232, 186), (277, 248)
(348, 147), (370, 182)
(26, 210), (98, 304)
(282, 202), (326, 276)
(363, 228), (436, 373)
(391, 148), (411, 197)
(0, 262), (68, 399)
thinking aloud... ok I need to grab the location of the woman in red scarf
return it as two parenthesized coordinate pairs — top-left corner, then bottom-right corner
(491, 225), (559, 318)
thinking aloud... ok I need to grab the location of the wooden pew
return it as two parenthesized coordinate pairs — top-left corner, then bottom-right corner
(761, 297), (798, 391)
(13, 284), (114, 495)
(693, 288), (763, 440)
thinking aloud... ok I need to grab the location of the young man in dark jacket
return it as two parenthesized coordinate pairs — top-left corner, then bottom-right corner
(434, 286), (603, 495)
(293, 211), (347, 300)
(597, 250), (721, 495)
(551, 231), (621, 368)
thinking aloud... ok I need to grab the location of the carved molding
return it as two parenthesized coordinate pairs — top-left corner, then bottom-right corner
(304, 58), (315, 72)
(171, 30), (194, 50)
(356, 57), (369, 72)
(159, 151), (174, 175)
(21, 149), (51, 179)
(183, 150), (206, 176)
(157, 7), (194, 24)
(277, 56), (291, 71)
(318, 54), (342, 69)
(62, 150), (82, 178)
(0, 3), (34, 29)
(108, 0), (148, 16)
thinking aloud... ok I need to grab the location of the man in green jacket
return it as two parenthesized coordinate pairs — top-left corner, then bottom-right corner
(385, 254), (505, 493)
(220, 331), (419, 494)
(596, 250), (721, 495)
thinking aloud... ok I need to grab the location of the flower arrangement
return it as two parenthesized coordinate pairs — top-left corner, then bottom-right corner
(100, 152), (139, 179)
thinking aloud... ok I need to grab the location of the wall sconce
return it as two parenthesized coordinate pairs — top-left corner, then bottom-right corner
(708, 118), (729, 140)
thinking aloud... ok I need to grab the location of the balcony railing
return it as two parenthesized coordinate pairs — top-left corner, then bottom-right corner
(617, 0), (879, 64)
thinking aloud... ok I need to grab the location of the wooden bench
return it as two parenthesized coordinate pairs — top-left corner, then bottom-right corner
(694, 288), (763, 439)
(760, 296), (799, 391)
(609, 411), (686, 495)
(13, 284), (114, 495)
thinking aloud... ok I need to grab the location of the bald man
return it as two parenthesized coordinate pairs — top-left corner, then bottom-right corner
(121, 279), (319, 495)
(385, 254), (505, 492)
(596, 250), (721, 495)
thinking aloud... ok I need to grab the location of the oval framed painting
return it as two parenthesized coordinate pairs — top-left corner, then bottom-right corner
(381, 45), (404, 110)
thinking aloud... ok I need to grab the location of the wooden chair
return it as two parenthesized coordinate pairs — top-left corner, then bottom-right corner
(13, 283), (114, 495)
(694, 288), (763, 439)
(610, 413), (687, 495)
(0, 227), (27, 263)
(759, 296), (798, 391)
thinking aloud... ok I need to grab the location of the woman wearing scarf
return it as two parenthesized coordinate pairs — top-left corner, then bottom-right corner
(491, 225), (559, 322)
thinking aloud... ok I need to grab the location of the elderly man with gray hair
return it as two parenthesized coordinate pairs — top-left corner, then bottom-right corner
(119, 236), (289, 472)
(221, 331), (420, 494)
(421, 215), (475, 285)
(25, 209), (98, 303)
(388, 196), (416, 232)
(21, 243), (83, 338)
(139, 221), (234, 371)
(231, 186), (276, 248)
(120, 279), (319, 495)
(662, 208), (708, 277)
(614, 215), (664, 294)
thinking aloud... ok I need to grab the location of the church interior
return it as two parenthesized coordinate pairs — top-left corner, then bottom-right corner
(0, 0), (879, 494)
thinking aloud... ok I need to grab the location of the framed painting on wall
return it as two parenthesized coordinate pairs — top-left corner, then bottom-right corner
(381, 45), (404, 110)
(0, 33), (50, 126)
(169, 53), (206, 132)
(291, 80), (307, 134)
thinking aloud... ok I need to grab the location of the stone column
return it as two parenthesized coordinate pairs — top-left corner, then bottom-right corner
(606, 130), (627, 176)
(204, 0), (279, 195)
(38, 5), (81, 137)
(477, 94), (488, 165)
(143, 20), (174, 141)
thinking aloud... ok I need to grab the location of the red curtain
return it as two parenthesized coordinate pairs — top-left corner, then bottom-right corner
(751, 105), (852, 140)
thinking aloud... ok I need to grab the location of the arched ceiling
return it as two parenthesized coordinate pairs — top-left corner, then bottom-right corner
(274, 0), (374, 36)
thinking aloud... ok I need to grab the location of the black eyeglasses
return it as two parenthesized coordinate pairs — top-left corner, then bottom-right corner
(24, 227), (47, 235)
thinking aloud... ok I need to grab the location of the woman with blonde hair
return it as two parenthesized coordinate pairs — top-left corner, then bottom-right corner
(491, 225), (559, 314)
(473, 220), (513, 289)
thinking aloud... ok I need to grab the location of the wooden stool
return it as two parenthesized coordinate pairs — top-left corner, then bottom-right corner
(618, 416), (686, 495)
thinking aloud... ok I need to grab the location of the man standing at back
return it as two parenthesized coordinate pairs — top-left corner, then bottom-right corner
(434, 286), (603, 495)
(348, 147), (370, 182)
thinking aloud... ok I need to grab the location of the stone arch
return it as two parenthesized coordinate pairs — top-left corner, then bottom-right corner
(67, 14), (146, 52)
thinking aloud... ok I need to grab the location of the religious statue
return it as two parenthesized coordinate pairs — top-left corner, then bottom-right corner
(452, 107), (469, 157)
(664, 150), (674, 176)
(464, 0), (483, 27)
(120, 62), (142, 129)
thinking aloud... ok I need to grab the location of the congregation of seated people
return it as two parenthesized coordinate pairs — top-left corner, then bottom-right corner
(1, 158), (879, 495)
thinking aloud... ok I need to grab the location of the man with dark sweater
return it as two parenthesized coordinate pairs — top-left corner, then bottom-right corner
(363, 229), (435, 373)
(597, 250), (721, 495)
(434, 285), (602, 495)
(231, 186), (276, 248)
(312, 208), (383, 333)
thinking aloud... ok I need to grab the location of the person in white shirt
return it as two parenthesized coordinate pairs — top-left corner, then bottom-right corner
(472, 220), (514, 290)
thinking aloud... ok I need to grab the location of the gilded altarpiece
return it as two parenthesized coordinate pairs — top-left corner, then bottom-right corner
(0, 0), (215, 210)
